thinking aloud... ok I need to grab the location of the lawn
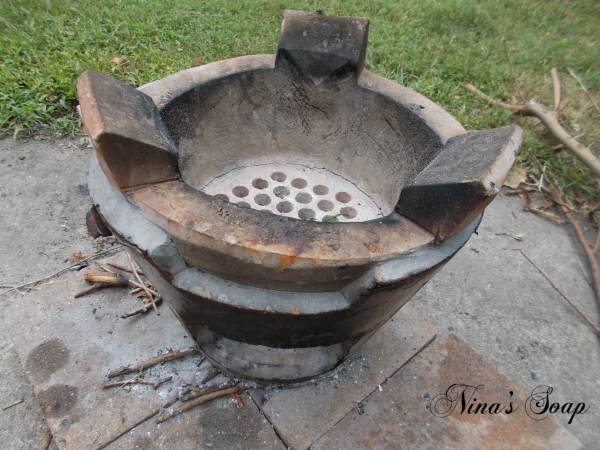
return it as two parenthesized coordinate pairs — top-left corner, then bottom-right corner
(1, 0), (599, 214)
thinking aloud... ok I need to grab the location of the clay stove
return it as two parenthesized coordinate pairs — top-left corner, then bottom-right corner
(78, 10), (523, 385)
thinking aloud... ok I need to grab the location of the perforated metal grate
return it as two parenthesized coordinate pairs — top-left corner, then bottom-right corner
(203, 164), (384, 222)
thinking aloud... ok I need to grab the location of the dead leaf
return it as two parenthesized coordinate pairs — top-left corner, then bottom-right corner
(194, 56), (203, 67)
(69, 251), (86, 263)
(512, 234), (524, 241)
(110, 56), (124, 64)
(503, 167), (528, 189)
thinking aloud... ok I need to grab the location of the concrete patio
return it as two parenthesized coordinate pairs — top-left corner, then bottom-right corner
(0, 138), (598, 449)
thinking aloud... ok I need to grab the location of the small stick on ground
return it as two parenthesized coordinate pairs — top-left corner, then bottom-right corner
(519, 250), (600, 337)
(184, 384), (203, 392)
(75, 282), (113, 298)
(559, 202), (600, 303)
(179, 385), (233, 402)
(95, 263), (115, 273)
(107, 261), (144, 276)
(235, 391), (244, 407)
(0, 247), (122, 296)
(101, 378), (137, 389)
(128, 280), (159, 297)
(127, 253), (158, 314)
(95, 398), (177, 450)
(84, 269), (129, 286)
(39, 430), (52, 450)
(102, 376), (172, 390)
(120, 298), (163, 319)
(108, 349), (197, 378)
(156, 385), (247, 424)
(2, 397), (24, 410)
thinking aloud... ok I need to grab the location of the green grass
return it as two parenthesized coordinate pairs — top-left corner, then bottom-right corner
(1, 0), (599, 213)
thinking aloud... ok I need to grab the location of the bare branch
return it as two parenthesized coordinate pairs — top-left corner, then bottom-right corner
(108, 349), (197, 378)
(156, 385), (247, 424)
(464, 83), (600, 178)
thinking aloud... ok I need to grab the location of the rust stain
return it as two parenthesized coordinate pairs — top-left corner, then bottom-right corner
(279, 254), (301, 271)
(434, 334), (568, 448)
(364, 242), (385, 253)
(130, 181), (433, 261)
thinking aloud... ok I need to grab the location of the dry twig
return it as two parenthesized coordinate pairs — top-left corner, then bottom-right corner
(75, 282), (113, 298)
(179, 385), (232, 402)
(39, 430), (52, 450)
(519, 250), (600, 337)
(108, 349), (197, 378)
(75, 269), (130, 298)
(102, 376), (172, 390)
(464, 81), (600, 177)
(156, 385), (247, 424)
(120, 298), (164, 319)
(558, 200), (600, 303)
(107, 261), (144, 276)
(95, 398), (177, 450)
(235, 391), (244, 407)
(0, 247), (122, 296)
(2, 397), (24, 410)
(127, 253), (158, 314)
(95, 263), (115, 273)
(128, 280), (159, 297)
(84, 269), (129, 286)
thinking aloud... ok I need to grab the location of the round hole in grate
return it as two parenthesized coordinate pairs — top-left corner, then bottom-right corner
(276, 201), (294, 213)
(252, 178), (269, 189)
(255, 194), (271, 206)
(237, 201), (251, 208)
(298, 208), (316, 220)
(273, 186), (290, 199)
(340, 206), (357, 219)
(214, 194), (229, 202)
(291, 178), (308, 189)
(271, 172), (287, 182)
(335, 192), (351, 203)
(295, 193), (312, 204)
(317, 200), (334, 212)
(232, 186), (249, 198)
(322, 215), (339, 222)
(313, 185), (329, 195)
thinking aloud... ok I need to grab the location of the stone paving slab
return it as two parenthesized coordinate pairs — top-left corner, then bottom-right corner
(411, 194), (600, 447)
(105, 391), (285, 450)
(3, 249), (437, 450)
(312, 332), (582, 450)
(2, 251), (283, 450)
(248, 304), (437, 450)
